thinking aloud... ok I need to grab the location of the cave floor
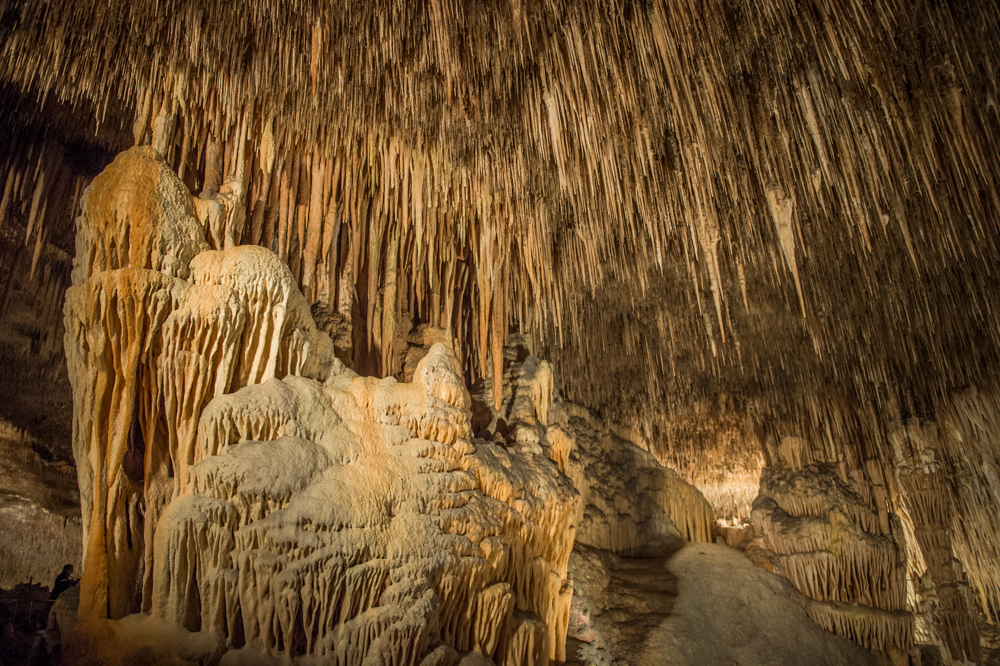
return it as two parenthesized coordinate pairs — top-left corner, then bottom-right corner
(571, 542), (879, 666)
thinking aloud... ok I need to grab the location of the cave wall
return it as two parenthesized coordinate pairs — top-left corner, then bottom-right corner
(741, 388), (1000, 664)
(0, 418), (80, 590)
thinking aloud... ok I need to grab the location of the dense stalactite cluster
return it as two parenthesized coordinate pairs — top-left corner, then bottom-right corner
(559, 402), (714, 551)
(0, 83), (126, 335)
(740, 389), (1000, 655)
(928, 390), (1000, 628)
(472, 337), (714, 555)
(633, 399), (764, 523)
(2, 0), (998, 422)
(741, 394), (1000, 663)
(0, 137), (83, 325)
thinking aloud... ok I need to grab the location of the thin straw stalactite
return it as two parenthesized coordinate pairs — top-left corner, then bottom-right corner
(2, 0), (996, 395)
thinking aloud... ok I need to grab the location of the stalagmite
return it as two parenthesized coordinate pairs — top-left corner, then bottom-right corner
(61, 147), (603, 664)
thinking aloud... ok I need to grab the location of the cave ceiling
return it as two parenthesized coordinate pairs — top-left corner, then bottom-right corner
(0, 0), (998, 440)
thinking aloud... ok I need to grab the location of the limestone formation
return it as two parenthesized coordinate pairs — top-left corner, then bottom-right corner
(468, 335), (714, 556)
(152, 344), (578, 665)
(64, 148), (333, 619)
(561, 404), (714, 554)
(890, 409), (986, 664)
(62, 146), (585, 664)
(749, 452), (912, 655)
(636, 402), (765, 525)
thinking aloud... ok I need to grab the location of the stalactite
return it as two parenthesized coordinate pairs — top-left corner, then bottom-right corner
(3, 0), (993, 411)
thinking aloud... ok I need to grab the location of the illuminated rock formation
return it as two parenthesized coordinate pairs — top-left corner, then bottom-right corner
(749, 442), (912, 656)
(740, 391), (1000, 664)
(560, 404), (714, 553)
(469, 335), (714, 555)
(889, 397), (999, 665)
(153, 344), (578, 665)
(635, 401), (765, 526)
(63, 147), (333, 619)
(63, 146), (582, 664)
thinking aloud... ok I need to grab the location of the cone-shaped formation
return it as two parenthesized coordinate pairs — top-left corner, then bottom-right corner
(63, 147), (333, 619)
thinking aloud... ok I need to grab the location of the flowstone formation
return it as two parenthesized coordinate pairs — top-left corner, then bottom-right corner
(64, 147), (582, 664)
(748, 441), (912, 659)
(738, 391), (1000, 664)
(560, 404), (713, 555)
(888, 396), (999, 666)
(64, 146), (333, 620)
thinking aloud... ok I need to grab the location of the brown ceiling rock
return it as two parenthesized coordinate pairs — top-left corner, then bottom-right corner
(4, 0), (998, 423)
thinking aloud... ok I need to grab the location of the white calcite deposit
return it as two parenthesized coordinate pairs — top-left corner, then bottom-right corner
(63, 147), (583, 665)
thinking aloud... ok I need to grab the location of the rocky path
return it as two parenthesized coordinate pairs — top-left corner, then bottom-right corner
(568, 542), (878, 666)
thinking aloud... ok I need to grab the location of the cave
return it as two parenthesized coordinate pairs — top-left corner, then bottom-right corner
(0, 0), (998, 664)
